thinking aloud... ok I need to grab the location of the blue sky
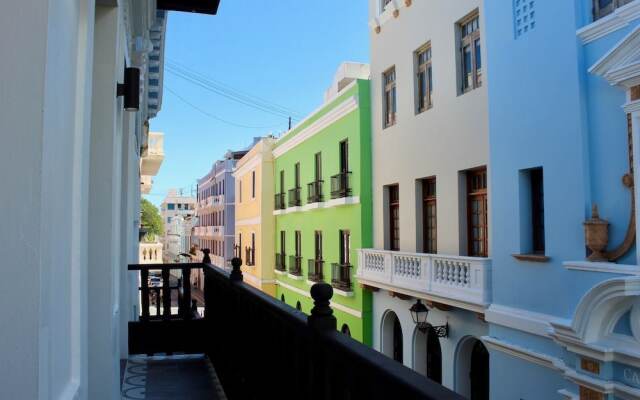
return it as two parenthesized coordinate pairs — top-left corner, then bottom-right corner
(147, 0), (369, 205)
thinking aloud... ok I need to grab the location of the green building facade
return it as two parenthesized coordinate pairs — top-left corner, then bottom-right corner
(273, 67), (372, 345)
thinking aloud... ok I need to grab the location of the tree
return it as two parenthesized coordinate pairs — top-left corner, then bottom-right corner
(141, 198), (164, 242)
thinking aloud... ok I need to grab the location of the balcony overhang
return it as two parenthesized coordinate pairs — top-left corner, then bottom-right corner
(157, 0), (221, 15)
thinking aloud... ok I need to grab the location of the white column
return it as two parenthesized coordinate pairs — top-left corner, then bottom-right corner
(630, 108), (640, 266)
(87, 5), (123, 399)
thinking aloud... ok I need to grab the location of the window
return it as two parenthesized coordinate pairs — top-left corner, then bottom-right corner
(168, 203), (175, 210)
(339, 140), (349, 173)
(381, 0), (393, 12)
(314, 152), (322, 181)
(294, 163), (301, 188)
(280, 231), (286, 255)
(339, 230), (351, 265)
(167, 217), (172, 224)
(458, 11), (482, 93)
(238, 233), (242, 258)
(416, 44), (433, 112)
(387, 185), (400, 251)
(250, 232), (256, 265)
(422, 178), (437, 253)
(594, 0), (633, 20)
(315, 231), (323, 260)
(280, 170), (285, 193)
(251, 170), (256, 198)
(467, 167), (488, 257)
(519, 168), (545, 256)
(295, 230), (302, 257)
(383, 67), (397, 128)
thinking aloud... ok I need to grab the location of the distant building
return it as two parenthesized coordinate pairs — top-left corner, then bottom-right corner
(233, 137), (277, 295)
(164, 214), (196, 263)
(195, 147), (253, 269)
(160, 189), (196, 262)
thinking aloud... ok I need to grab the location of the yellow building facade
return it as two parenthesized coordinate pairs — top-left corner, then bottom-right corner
(233, 137), (276, 295)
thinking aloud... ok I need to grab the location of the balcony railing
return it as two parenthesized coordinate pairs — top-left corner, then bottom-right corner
(289, 255), (303, 276)
(331, 171), (352, 199)
(308, 259), (324, 282)
(275, 253), (286, 272)
(307, 180), (324, 203)
(274, 193), (286, 210)
(245, 247), (255, 266)
(357, 249), (492, 309)
(128, 252), (463, 399)
(288, 187), (301, 207)
(331, 263), (352, 291)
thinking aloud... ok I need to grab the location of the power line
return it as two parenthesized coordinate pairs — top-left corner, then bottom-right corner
(167, 59), (304, 118)
(165, 63), (303, 120)
(165, 86), (288, 130)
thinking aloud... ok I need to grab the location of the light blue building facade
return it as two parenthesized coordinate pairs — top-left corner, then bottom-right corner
(484, 1), (640, 398)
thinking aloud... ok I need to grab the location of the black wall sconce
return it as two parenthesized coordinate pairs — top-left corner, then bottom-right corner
(410, 299), (449, 338)
(117, 67), (140, 111)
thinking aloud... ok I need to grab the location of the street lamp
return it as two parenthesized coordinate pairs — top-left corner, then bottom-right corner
(409, 299), (448, 338)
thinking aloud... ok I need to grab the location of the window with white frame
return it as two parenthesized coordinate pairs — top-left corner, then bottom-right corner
(416, 44), (433, 113)
(458, 10), (482, 94)
(383, 67), (397, 128)
(593, 0), (634, 21)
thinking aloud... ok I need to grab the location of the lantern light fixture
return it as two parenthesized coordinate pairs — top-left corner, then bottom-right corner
(117, 67), (140, 111)
(409, 299), (449, 338)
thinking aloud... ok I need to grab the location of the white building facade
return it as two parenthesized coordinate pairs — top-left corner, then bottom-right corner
(360, 0), (492, 397)
(0, 1), (170, 399)
(160, 189), (196, 262)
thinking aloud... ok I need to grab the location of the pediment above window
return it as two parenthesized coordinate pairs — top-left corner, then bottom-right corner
(590, 25), (640, 87)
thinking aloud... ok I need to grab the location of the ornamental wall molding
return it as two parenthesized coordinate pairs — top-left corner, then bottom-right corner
(577, 0), (640, 44)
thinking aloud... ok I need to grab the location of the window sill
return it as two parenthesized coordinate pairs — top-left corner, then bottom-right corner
(287, 273), (304, 281)
(383, 122), (397, 130)
(563, 260), (640, 275)
(416, 105), (433, 115)
(512, 254), (550, 263)
(333, 288), (355, 297)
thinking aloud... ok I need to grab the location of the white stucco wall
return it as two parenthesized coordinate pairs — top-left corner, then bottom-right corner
(369, 0), (488, 255)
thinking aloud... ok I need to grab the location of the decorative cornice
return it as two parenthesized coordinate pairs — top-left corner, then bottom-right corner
(564, 261), (640, 275)
(482, 336), (564, 371)
(233, 154), (262, 179)
(577, 1), (640, 44)
(485, 304), (566, 338)
(590, 24), (640, 84)
(273, 96), (359, 158)
(236, 216), (261, 226)
(624, 99), (640, 113)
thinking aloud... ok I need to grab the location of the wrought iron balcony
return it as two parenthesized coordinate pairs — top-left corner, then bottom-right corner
(308, 259), (324, 282)
(331, 171), (352, 199)
(274, 193), (286, 210)
(331, 263), (352, 291)
(126, 251), (464, 400)
(307, 180), (324, 204)
(245, 246), (255, 266)
(275, 253), (286, 272)
(288, 187), (301, 207)
(289, 255), (303, 276)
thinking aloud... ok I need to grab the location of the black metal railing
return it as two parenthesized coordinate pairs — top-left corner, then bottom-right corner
(275, 193), (286, 210)
(331, 171), (352, 199)
(203, 257), (464, 400)
(245, 247), (255, 266)
(331, 263), (352, 291)
(288, 187), (301, 207)
(289, 255), (303, 276)
(307, 180), (324, 203)
(127, 261), (206, 355)
(308, 259), (324, 282)
(275, 253), (286, 272)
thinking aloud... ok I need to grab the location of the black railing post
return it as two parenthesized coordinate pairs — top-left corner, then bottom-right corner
(140, 268), (150, 321)
(230, 257), (243, 282)
(308, 282), (337, 331)
(181, 267), (192, 320)
(162, 268), (171, 320)
(202, 248), (211, 264)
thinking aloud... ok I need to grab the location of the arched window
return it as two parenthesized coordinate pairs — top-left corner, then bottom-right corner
(296, 301), (302, 311)
(382, 311), (403, 364)
(280, 294), (285, 303)
(341, 324), (351, 337)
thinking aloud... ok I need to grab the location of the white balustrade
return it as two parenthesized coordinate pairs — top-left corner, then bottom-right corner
(357, 249), (491, 309)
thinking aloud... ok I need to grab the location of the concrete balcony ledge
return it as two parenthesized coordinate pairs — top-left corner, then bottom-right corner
(357, 249), (491, 313)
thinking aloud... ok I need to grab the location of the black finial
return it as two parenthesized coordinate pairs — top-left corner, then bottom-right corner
(308, 282), (337, 331)
(230, 257), (243, 282)
(202, 248), (211, 264)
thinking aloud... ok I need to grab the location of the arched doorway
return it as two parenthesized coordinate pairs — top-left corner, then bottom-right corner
(381, 311), (403, 363)
(296, 301), (302, 311)
(341, 324), (351, 337)
(280, 294), (285, 302)
(426, 330), (442, 384)
(470, 341), (489, 400)
(456, 337), (489, 399)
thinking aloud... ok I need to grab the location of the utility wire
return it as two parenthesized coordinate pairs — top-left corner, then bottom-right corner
(165, 86), (288, 130)
(165, 63), (303, 120)
(167, 59), (304, 118)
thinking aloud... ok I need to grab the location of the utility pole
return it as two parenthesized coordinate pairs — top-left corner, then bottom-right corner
(288, 116), (292, 130)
